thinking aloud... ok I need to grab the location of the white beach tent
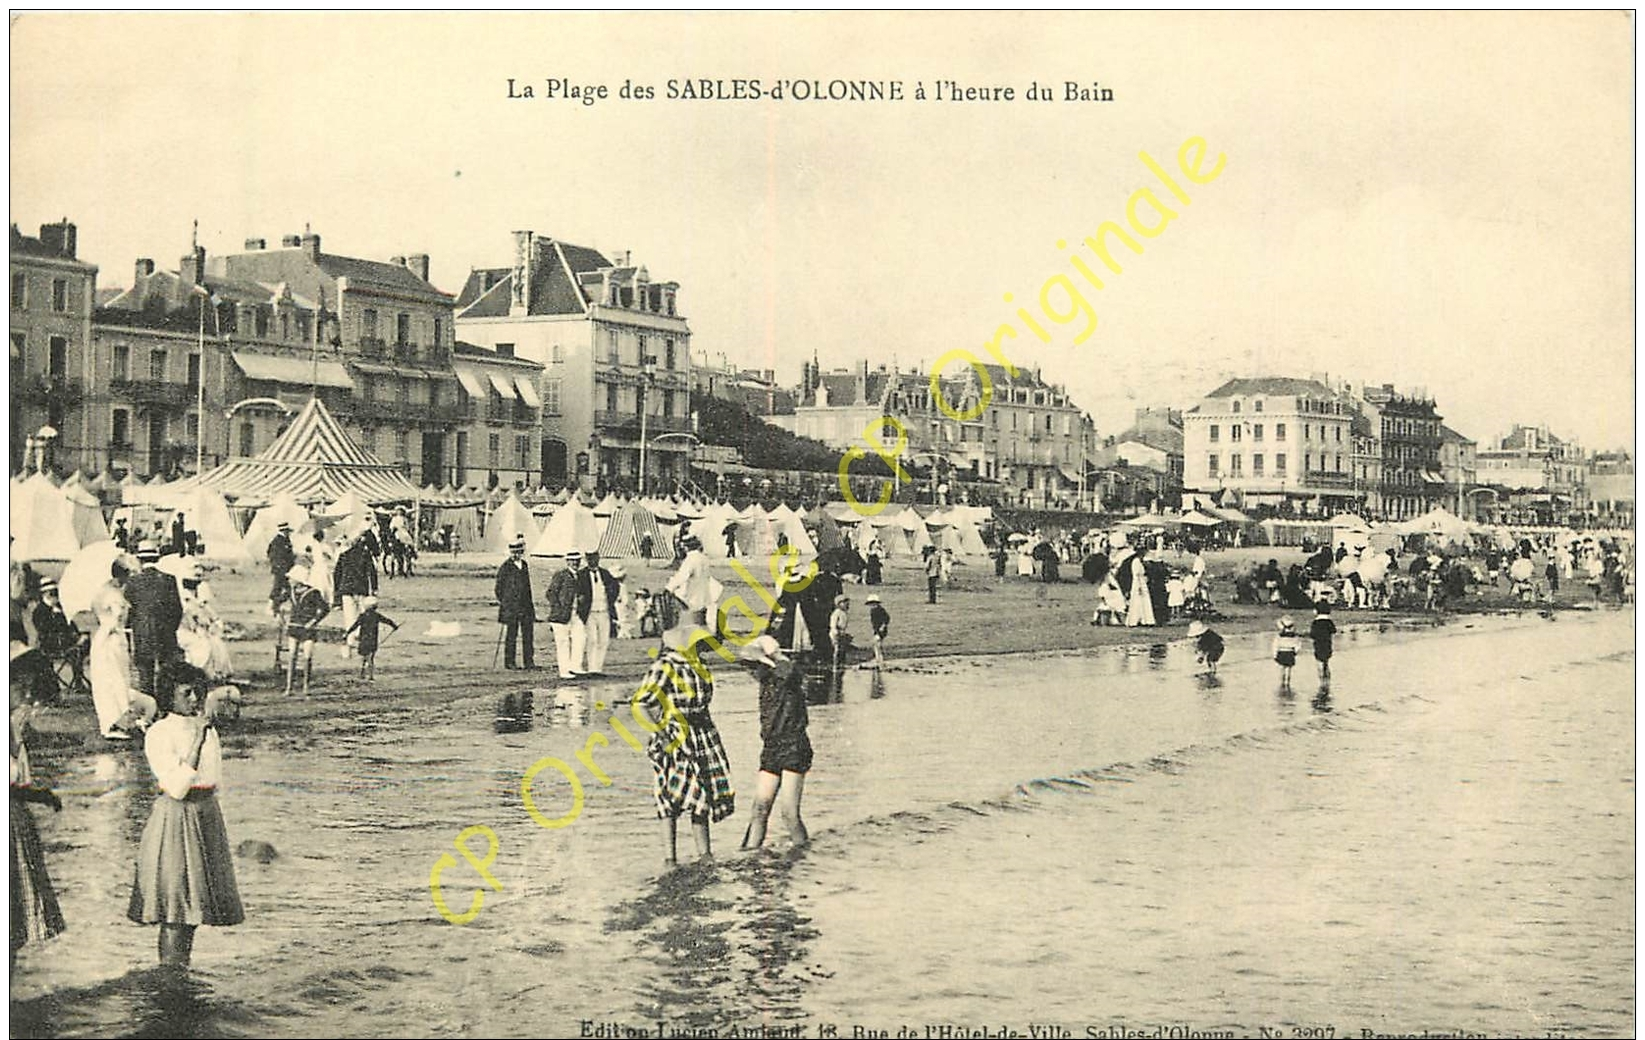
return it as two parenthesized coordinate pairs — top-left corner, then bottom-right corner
(698, 502), (737, 559)
(241, 492), (313, 560)
(484, 491), (542, 553)
(766, 504), (816, 556)
(11, 473), (87, 561)
(182, 487), (254, 569)
(531, 499), (601, 557)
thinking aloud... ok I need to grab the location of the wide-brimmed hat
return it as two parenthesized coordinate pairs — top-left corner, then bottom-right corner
(738, 633), (789, 669)
(135, 539), (160, 561)
(38, 578), (58, 595)
(660, 621), (706, 652)
(1187, 620), (1207, 637)
(1278, 616), (1296, 632)
(607, 565), (626, 580)
(865, 593), (881, 604)
(681, 534), (702, 550)
(287, 564), (311, 587)
(834, 595), (849, 606)
(362, 595), (379, 609)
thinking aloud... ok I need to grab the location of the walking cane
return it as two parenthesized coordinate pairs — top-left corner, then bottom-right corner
(491, 623), (506, 669)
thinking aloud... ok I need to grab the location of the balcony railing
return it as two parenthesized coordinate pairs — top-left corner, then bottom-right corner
(109, 378), (191, 409)
(593, 410), (691, 436)
(1303, 471), (1356, 488)
(19, 373), (83, 405)
(358, 337), (386, 359)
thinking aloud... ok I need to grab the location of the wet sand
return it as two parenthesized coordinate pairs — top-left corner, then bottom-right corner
(26, 547), (1600, 758)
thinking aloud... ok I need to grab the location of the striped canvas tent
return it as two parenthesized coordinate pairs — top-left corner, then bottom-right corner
(597, 501), (676, 561)
(193, 397), (422, 507)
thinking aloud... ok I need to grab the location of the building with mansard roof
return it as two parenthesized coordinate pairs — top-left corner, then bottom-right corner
(455, 231), (692, 493)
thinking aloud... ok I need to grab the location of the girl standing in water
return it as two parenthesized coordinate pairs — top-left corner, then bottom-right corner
(1272, 616), (1300, 689)
(635, 623), (736, 866)
(128, 683), (244, 968)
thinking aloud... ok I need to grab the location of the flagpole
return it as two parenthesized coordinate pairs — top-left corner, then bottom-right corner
(196, 297), (206, 475)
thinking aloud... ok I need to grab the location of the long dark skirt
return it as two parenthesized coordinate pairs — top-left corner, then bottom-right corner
(10, 800), (66, 951)
(128, 790), (245, 927)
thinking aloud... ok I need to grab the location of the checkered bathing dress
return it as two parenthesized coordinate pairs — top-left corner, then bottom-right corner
(638, 650), (735, 823)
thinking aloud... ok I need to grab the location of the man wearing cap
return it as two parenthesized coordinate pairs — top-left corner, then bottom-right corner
(575, 550), (621, 675)
(124, 540), (185, 704)
(545, 551), (586, 678)
(494, 535), (538, 669)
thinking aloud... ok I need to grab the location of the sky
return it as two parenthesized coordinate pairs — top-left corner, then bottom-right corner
(10, 12), (1636, 450)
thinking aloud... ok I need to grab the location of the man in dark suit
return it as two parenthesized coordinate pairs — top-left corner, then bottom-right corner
(334, 524), (380, 657)
(268, 520), (296, 616)
(494, 535), (537, 669)
(170, 511), (188, 556)
(544, 551), (585, 678)
(124, 540), (184, 708)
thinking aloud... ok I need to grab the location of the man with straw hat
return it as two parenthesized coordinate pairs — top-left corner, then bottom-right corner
(267, 520), (296, 618)
(493, 535), (538, 670)
(545, 550), (585, 679)
(124, 540), (184, 706)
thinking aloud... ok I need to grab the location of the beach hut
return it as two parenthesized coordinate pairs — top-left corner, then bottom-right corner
(11, 473), (86, 561)
(531, 500), (601, 557)
(484, 491), (542, 553)
(804, 506), (845, 553)
(597, 501), (676, 561)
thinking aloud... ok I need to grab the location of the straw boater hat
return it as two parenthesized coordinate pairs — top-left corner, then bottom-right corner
(865, 593), (881, 604)
(1187, 620), (1207, 638)
(38, 578), (57, 595)
(508, 534), (526, 551)
(276, 520), (292, 532)
(135, 539), (160, 562)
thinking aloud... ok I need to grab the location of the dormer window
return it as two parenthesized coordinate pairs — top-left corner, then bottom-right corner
(1232, 400), (1242, 414)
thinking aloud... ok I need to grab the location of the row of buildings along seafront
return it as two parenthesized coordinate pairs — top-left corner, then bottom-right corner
(10, 221), (691, 493)
(1177, 375), (1622, 525)
(767, 356), (1101, 510)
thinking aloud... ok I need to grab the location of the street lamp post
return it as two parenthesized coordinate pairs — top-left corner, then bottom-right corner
(638, 356), (657, 495)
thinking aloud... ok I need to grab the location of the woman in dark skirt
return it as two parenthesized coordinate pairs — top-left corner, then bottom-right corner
(11, 664), (65, 966)
(128, 682), (244, 968)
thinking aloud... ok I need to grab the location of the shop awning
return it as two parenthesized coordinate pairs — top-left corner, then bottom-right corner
(1420, 470), (1445, 484)
(233, 351), (354, 389)
(487, 371), (517, 399)
(453, 366), (485, 397)
(514, 376), (541, 409)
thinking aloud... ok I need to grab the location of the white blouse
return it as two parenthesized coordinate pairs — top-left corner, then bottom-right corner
(143, 713), (223, 799)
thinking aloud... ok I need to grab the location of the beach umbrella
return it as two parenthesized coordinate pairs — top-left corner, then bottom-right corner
(58, 539), (127, 617)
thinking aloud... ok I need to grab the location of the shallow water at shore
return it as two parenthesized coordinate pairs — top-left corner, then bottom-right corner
(10, 610), (1634, 1038)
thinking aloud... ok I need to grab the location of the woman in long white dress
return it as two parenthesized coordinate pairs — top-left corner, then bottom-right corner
(1125, 547), (1156, 627)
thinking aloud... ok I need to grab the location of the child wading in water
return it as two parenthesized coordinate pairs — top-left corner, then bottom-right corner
(739, 616), (812, 850)
(344, 595), (399, 681)
(1187, 620), (1224, 676)
(283, 566), (330, 696)
(1310, 601), (1337, 679)
(866, 594), (890, 669)
(635, 622), (736, 866)
(1272, 616), (1300, 689)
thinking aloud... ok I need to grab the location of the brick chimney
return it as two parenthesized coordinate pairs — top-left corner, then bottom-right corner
(38, 220), (76, 259)
(406, 254), (430, 283)
(511, 230), (532, 315)
(243, 238), (266, 250)
(135, 258), (155, 281)
(300, 231), (321, 261)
